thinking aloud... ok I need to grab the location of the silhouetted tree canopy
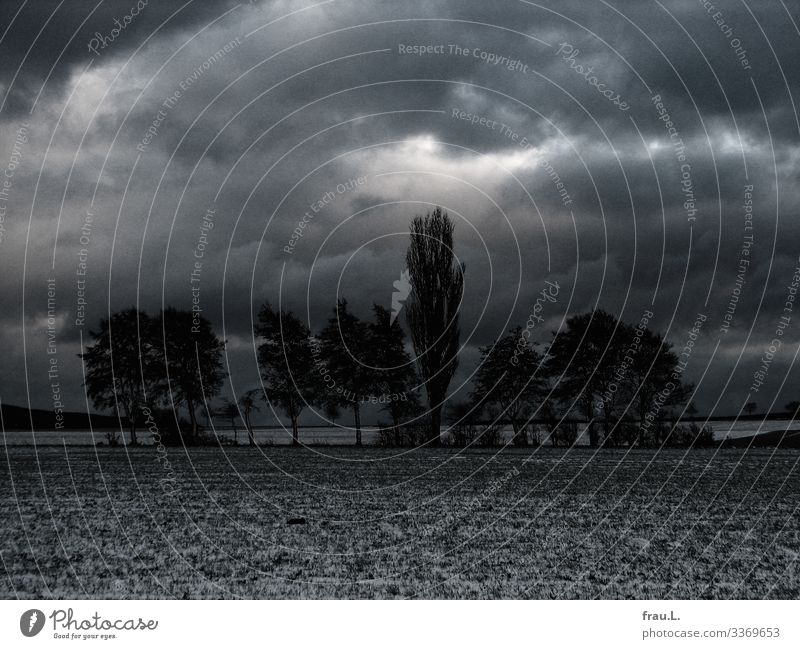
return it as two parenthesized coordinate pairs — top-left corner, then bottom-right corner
(471, 327), (547, 446)
(318, 300), (375, 445)
(545, 309), (625, 446)
(82, 307), (226, 444)
(368, 304), (420, 432)
(255, 303), (319, 445)
(153, 307), (226, 442)
(217, 398), (240, 443)
(81, 302), (697, 450)
(545, 309), (690, 447)
(80, 307), (158, 444)
(622, 326), (688, 446)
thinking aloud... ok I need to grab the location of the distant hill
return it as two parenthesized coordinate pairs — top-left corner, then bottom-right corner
(0, 403), (120, 431)
(721, 429), (800, 448)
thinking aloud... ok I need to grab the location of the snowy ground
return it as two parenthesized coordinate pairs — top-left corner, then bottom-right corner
(1, 446), (798, 598)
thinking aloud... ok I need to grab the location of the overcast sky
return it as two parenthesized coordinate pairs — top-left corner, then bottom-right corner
(1, 0), (799, 423)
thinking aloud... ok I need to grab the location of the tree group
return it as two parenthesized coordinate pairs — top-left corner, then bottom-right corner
(256, 301), (420, 446)
(82, 208), (699, 449)
(81, 307), (225, 444)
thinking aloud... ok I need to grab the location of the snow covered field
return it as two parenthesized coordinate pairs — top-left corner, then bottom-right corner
(1, 445), (798, 598)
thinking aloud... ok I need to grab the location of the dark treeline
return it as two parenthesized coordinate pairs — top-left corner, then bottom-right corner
(80, 208), (712, 449)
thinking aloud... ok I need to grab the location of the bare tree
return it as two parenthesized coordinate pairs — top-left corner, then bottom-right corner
(218, 399), (240, 444)
(405, 207), (464, 444)
(239, 389), (260, 446)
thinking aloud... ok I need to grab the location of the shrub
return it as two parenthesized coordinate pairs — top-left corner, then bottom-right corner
(663, 423), (716, 447)
(377, 425), (397, 447)
(449, 421), (478, 447)
(378, 420), (433, 446)
(550, 420), (578, 447)
(512, 424), (542, 447)
(476, 423), (503, 447)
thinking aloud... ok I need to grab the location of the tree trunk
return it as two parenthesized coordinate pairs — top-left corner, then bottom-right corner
(638, 397), (647, 445)
(583, 395), (598, 447)
(512, 420), (528, 446)
(291, 416), (299, 446)
(187, 398), (197, 443)
(392, 412), (401, 446)
(430, 406), (442, 446)
(245, 414), (255, 446)
(354, 403), (362, 446)
(125, 402), (138, 445)
(588, 421), (599, 447)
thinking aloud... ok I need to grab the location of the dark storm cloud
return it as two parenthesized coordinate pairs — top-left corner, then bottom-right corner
(0, 0), (798, 418)
(0, 0), (243, 116)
